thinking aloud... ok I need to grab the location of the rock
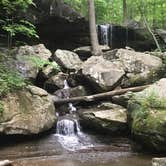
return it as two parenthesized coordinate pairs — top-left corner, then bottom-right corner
(0, 160), (12, 166)
(14, 44), (52, 80)
(15, 44), (51, 60)
(128, 78), (166, 152)
(112, 91), (134, 108)
(69, 86), (88, 97)
(26, 0), (90, 51)
(81, 56), (125, 92)
(79, 102), (127, 134)
(156, 29), (166, 44)
(44, 72), (68, 93)
(73, 45), (110, 61)
(0, 85), (56, 135)
(54, 86), (88, 99)
(104, 49), (163, 87)
(53, 49), (83, 71)
(152, 158), (166, 166)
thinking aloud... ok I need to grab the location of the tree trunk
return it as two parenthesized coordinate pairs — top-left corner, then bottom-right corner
(54, 85), (149, 104)
(88, 0), (102, 56)
(123, 0), (127, 24)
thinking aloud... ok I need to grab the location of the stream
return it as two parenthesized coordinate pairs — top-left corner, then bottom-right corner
(0, 81), (153, 166)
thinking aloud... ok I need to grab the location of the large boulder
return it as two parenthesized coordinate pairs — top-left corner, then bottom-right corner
(0, 85), (56, 135)
(53, 49), (83, 71)
(14, 44), (52, 80)
(104, 49), (163, 87)
(128, 78), (166, 152)
(73, 45), (110, 61)
(81, 56), (125, 92)
(79, 102), (127, 134)
(152, 158), (166, 166)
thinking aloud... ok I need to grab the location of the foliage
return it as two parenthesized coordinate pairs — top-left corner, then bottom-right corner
(0, 63), (26, 97)
(64, 0), (166, 28)
(129, 90), (166, 121)
(0, 0), (38, 47)
(29, 56), (61, 72)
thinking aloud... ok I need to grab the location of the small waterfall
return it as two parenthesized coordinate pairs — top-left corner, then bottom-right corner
(56, 118), (79, 136)
(99, 24), (110, 46)
(55, 80), (93, 151)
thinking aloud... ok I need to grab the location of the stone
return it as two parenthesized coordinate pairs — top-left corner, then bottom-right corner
(104, 49), (163, 87)
(15, 44), (51, 60)
(0, 85), (56, 135)
(54, 49), (83, 71)
(14, 44), (52, 80)
(152, 158), (166, 166)
(128, 78), (166, 152)
(79, 102), (127, 134)
(44, 72), (68, 93)
(156, 29), (166, 44)
(73, 45), (110, 61)
(81, 56), (125, 92)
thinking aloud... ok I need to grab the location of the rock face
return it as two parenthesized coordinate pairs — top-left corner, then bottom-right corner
(152, 158), (166, 166)
(156, 29), (166, 44)
(54, 49), (83, 71)
(14, 44), (52, 80)
(82, 56), (125, 91)
(73, 45), (110, 61)
(104, 49), (163, 87)
(79, 102), (127, 134)
(0, 86), (56, 135)
(128, 78), (166, 152)
(81, 49), (163, 92)
(27, 0), (89, 51)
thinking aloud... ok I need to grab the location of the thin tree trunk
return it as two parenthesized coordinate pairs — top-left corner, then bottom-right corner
(54, 85), (149, 104)
(88, 0), (102, 56)
(123, 0), (127, 24)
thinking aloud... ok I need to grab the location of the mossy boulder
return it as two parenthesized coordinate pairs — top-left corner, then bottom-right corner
(0, 85), (56, 135)
(128, 78), (166, 152)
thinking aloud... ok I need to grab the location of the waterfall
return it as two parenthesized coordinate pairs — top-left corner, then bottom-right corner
(99, 24), (110, 46)
(56, 118), (80, 136)
(55, 80), (93, 151)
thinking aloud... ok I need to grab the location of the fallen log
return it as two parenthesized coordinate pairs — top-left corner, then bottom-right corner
(54, 85), (149, 104)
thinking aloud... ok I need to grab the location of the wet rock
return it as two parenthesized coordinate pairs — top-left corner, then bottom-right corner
(152, 158), (166, 166)
(82, 56), (125, 92)
(79, 102), (127, 134)
(104, 49), (163, 87)
(13, 44), (52, 80)
(53, 49), (83, 71)
(0, 85), (56, 135)
(44, 72), (68, 93)
(128, 78), (166, 152)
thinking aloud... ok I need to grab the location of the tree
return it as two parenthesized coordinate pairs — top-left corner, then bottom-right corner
(88, 0), (101, 56)
(123, 0), (127, 24)
(0, 0), (38, 48)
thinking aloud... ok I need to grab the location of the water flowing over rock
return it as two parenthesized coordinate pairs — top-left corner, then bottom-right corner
(14, 44), (52, 80)
(128, 78), (166, 152)
(79, 102), (127, 134)
(53, 49), (83, 71)
(0, 86), (56, 135)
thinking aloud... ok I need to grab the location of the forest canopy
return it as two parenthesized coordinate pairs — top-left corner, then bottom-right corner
(64, 0), (166, 29)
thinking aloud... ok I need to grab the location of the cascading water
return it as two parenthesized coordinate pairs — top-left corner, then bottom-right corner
(99, 24), (110, 46)
(55, 80), (93, 151)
